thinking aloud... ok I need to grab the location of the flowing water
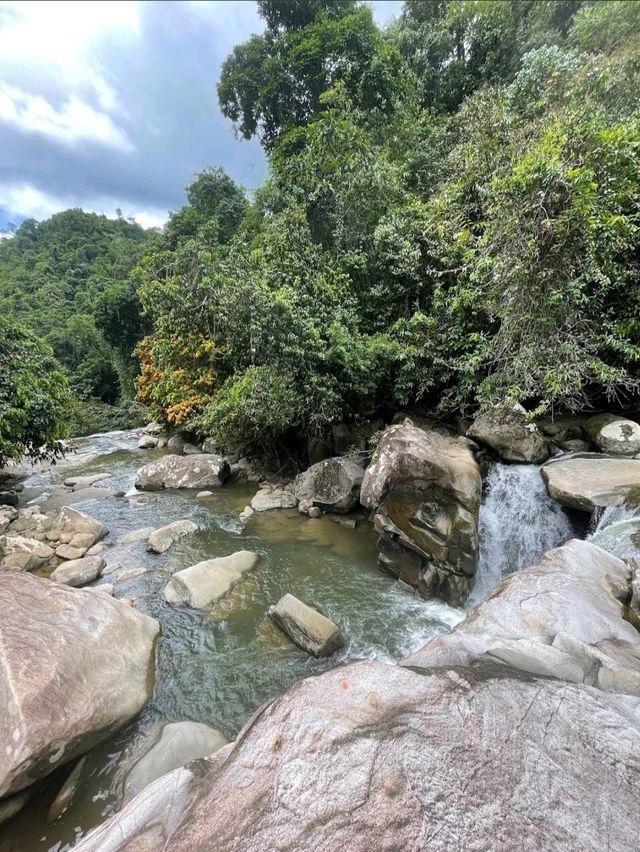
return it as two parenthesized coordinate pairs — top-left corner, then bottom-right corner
(468, 463), (581, 606)
(0, 430), (463, 852)
(589, 502), (640, 560)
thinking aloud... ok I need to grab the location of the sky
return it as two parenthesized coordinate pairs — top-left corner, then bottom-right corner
(0, 0), (403, 231)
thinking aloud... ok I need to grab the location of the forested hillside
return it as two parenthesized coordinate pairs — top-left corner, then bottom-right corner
(2, 0), (639, 463)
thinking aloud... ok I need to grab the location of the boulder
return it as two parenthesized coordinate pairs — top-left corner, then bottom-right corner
(467, 403), (549, 463)
(163, 551), (260, 609)
(0, 535), (54, 572)
(0, 572), (160, 798)
(54, 506), (108, 547)
(143, 421), (163, 435)
(55, 544), (87, 561)
(360, 422), (481, 605)
(51, 555), (106, 587)
(73, 661), (640, 852)
(585, 413), (640, 455)
(120, 527), (155, 544)
(138, 435), (159, 449)
(183, 442), (201, 455)
(294, 457), (364, 514)
(167, 434), (185, 452)
(135, 454), (230, 491)
(250, 487), (297, 512)
(403, 539), (640, 695)
(201, 438), (217, 454)
(124, 721), (228, 802)
(541, 456), (640, 512)
(268, 594), (345, 657)
(147, 520), (199, 554)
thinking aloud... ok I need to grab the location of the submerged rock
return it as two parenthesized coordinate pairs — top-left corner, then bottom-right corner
(120, 527), (155, 544)
(73, 660), (640, 852)
(585, 413), (640, 455)
(147, 520), (198, 554)
(135, 454), (230, 491)
(51, 555), (106, 587)
(48, 756), (86, 822)
(268, 593), (345, 657)
(467, 403), (549, 463)
(163, 551), (260, 608)
(360, 422), (481, 605)
(124, 721), (228, 803)
(294, 457), (364, 514)
(64, 474), (111, 491)
(0, 572), (160, 799)
(541, 456), (640, 512)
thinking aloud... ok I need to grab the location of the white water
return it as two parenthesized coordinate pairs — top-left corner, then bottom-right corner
(468, 463), (576, 606)
(589, 502), (640, 560)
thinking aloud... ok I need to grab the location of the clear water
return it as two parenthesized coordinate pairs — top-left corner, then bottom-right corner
(468, 463), (579, 606)
(0, 430), (462, 851)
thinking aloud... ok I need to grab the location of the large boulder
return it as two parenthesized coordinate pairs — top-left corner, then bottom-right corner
(585, 413), (640, 456)
(403, 539), (640, 695)
(135, 454), (230, 491)
(0, 572), (160, 799)
(360, 422), (481, 605)
(294, 457), (364, 514)
(50, 555), (106, 587)
(73, 661), (640, 852)
(163, 551), (260, 609)
(54, 506), (108, 547)
(541, 456), (640, 512)
(0, 534), (54, 572)
(268, 594), (345, 657)
(467, 403), (549, 463)
(124, 721), (228, 802)
(147, 520), (199, 554)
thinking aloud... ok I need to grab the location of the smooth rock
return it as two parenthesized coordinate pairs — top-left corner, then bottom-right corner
(541, 456), (640, 512)
(120, 527), (155, 544)
(468, 403), (549, 463)
(0, 572), (159, 798)
(54, 506), (108, 547)
(167, 435), (185, 452)
(308, 506), (322, 519)
(294, 457), (364, 514)
(250, 488), (297, 512)
(135, 454), (230, 491)
(143, 421), (163, 435)
(196, 491), (215, 500)
(73, 661), (640, 852)
(0, 535), (54, 572)
(0, 789), (31, 826)
(138, 435), (159, 449)
(147, 520), (199, 554)
(268, 594), (345, 657)
(402, 539), (640, 694)
(63, 474), (110, 489)
(55, 544), (87, 561)
(585, 413), (640, 455)
(124, 722), (228, 802)
(48, 756), (86, 822)
(163, 551), (260, 609)
(51, 556), (105, 587)
(238, 505), (254, 524)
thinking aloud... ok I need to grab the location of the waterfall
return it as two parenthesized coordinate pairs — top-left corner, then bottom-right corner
(589, 502), (640, 561)
(468, 463), (577, 606)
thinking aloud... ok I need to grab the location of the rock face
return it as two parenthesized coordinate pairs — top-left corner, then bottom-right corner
(268, 594), (345, 657)
(73, 660), (640, 852)
(51, 555), (106, 587)
(135, 454), (230, 491)
(541, 456), (640, 511)
(294, 457), (364, 514)
(163, 551), (260, 608)
(147, 520), (198, 554)
(403, 539), (640, 694)
(467, 403), (549, 463)
(0, 572), (160, 799)
(585, 413), (640, 455)
(360, 422), (481, 605)
(124, 722), (228, 802)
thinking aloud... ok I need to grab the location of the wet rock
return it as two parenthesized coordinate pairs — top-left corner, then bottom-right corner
(163, 551), (260, 609)
(294, 457), (364, 514)
(403, 539), (640, 694)
(0, 572), (160, 799)
(135, 454), (230, 491)
(124, 722), (228, 803)
(0, 789), (32, 826)
(48, 756), (86, 822)
(0, 535), (54, 572)
(308, 506), (322, 519)
(585, 413), (640, 455)
(85, 542), (106, 556)
(94, 583), (114, 596)
(53, 507), (108, 546)
(558, 438), (592, 453)
(147, 520), (199, 554)
(0, 491), (18, 507)
(121, 527), (155, 544)
(73, 661), (640, 852)
(541, 456), (640, 512)
(64, 474), (111, 491)
(467, 403), (549, 463)
(116, 567), (148, 583)
(268, 594), (345, 657)
(238, 505), (254, 524)
(196, 490), (215, 500)
(361, 422), (481, 605)
(51, 555), (106, 587)
(250, 487), (297, 512)
(157, 437), (168, 449)
(138, 435), (159, 449)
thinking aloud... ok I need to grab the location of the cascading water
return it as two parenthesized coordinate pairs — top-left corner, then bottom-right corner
(468, 463), (578, 606)
(589, 502), (640, 560)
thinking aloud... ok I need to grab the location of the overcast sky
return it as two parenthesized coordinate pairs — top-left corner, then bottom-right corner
(0, 0), (403, 230)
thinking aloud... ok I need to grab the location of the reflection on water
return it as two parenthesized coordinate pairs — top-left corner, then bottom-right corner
(0, 430), (462, 852)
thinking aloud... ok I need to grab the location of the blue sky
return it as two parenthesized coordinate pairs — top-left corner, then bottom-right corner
(0, 1), (403, 230)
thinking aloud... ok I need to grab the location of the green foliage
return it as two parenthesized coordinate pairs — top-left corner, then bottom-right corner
(0, 318), (72, 466)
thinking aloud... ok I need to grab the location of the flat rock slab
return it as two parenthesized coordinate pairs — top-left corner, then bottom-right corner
(163, 551), (260, 609)
(0, 572), (160, 799)
(542, 456), (640, 511)
(51, 556), (106, 587)
(64, 474), (111, 491)
(147, 520), (198, 554)
(135, 454), (230, 491)
(268, 593), (345, 657)
(250, 488), (297, 512)
(74, 661), (640, 852)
